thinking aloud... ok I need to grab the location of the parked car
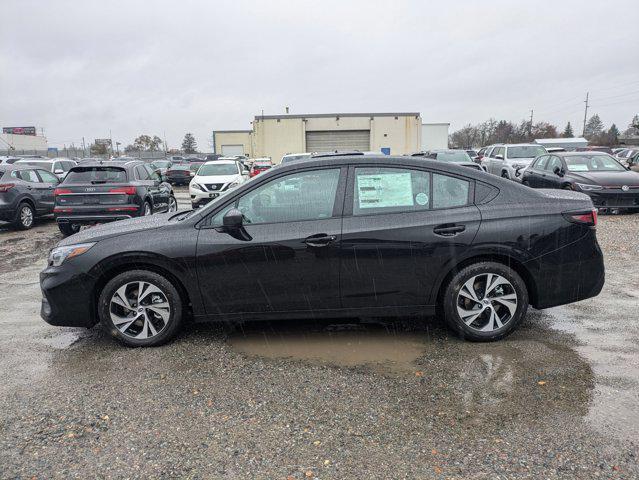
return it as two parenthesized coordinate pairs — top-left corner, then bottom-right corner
(546, 147), (566, 153)
(165, 163), (192, 185)
(521, 152), (639, 212)
(0, 156), (22, 165)
(189, 159), (249, 208)
(482, 144), (548, 180)
(476, 146), (491, 163)
(40, 154), (604, 347)
(204, 154), (222, 162)
(250, 158), (273, 177)
(615, 148), (638, 166)
(53, 160), (177, 236)
(412, 150), (484, 171)
(466, 149), (479, 161)
(149, 160), (172, 177)
(628, 151), (639, 172)
(0, 164), (60, 229)
(167, 155), (185, 162)
(14, 157), (77, 180)
(576, 146), (614, 154)
(281, 153), (312, 164)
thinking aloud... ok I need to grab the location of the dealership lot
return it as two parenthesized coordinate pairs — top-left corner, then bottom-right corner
(0, 203), (637, 478)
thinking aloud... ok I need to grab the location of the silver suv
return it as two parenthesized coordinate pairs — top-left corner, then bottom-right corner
(482, 144), (547, 180)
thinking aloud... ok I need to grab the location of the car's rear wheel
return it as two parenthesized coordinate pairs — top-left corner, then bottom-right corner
(58, 222), (81, 236)
(442, 261), (528, 341)
(98, 270), (183, 347)
(14, 202), (34, 230)
(168, 196), (177, 212)
(142, 201), (152, 216)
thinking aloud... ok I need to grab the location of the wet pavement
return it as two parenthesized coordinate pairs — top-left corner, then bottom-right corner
(0, 213), (638, 479)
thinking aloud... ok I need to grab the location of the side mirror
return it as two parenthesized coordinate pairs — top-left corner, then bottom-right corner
(553, 166), (564, 177)
(222, 208), (243, 229)
(495, 154), (504, 160)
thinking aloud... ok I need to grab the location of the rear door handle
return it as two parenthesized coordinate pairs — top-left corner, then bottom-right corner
(304, 234), (337, 247)
(433, 225), (465, 237)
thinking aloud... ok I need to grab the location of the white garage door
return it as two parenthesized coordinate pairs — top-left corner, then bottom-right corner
(221, 144), (245, 156)
(306, 130), (370, 153)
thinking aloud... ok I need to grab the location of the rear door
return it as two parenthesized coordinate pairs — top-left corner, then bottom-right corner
(196, 167), (346, 314)
(16, 169), (47, 213)
(490, 147), (504, 175)
(142, 164), (170, 211)
(340, 165), (481, 310)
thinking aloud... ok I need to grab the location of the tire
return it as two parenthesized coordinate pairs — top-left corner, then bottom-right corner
(442, 261), (529, 342)
(98, 270), (183, 347)
(14, 202), (35, 230)
(501, 171), (510, 180)
(168, 196), (178, 212)
(562, 184), (574, 190)
(58, 222), (81, 236)
(142, 201), (152, 216)
(522, 180), (530, 187)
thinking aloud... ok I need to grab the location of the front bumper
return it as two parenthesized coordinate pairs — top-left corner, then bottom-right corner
(581, 190), (639, 209)
(40, 266), (98, 328)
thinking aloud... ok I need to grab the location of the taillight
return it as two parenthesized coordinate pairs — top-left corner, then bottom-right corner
(109, 186), (136, 195)
(563, 209), (597, 227)
(0, 183), (15, 192)
(54, 188), (72, 196)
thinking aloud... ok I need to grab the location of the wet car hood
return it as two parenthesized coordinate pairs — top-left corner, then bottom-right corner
(568, 169), (639, 186)
(57, 212), (179, 246)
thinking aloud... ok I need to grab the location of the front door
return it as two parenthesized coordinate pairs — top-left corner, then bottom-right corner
(543, 156), (564, 188)
(35, 169), (60, 212)
(340, 166), (481, 310)
(196, 167), (346, 314)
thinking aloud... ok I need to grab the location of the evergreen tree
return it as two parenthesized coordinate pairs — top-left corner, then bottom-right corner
(584, 114), (604, 139)
(562, 122), (574, 138)
(607, 124), (620, 146)
(182, 133), (198, 154)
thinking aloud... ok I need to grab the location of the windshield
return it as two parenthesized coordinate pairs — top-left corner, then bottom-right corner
(435, 152), (472, 163)
(565, 155), (627, 172)
(197, 163), (238, 176)
(64, 167), (127, 184)
(152, 161), (171, 168)
(16, 160), (52, 171)
(507, 146), (547, 159)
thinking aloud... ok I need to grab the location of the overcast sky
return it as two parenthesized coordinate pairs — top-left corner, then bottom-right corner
(1, 0), (638, 149)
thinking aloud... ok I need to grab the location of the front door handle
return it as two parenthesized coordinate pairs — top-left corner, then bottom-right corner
(433, 224), (466, 237)
(304, 234), (337, 247)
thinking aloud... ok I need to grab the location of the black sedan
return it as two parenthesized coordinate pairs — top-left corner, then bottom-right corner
(0, 164), (61, 229)
(53, 160), (177, 236)
(40, 155), (604, 347)
(521, 152), (639, 211)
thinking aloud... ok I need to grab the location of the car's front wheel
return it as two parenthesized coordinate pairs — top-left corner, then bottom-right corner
(442, 261), (528, 341)
(142, 201), (152, 216)
(168, 196), (177, 212)
(98, 270), (183, 347)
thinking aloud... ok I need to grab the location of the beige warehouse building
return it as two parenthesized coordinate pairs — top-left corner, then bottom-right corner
(213, 112), (424, 163)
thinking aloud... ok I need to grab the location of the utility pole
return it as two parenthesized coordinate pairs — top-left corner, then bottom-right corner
(82, 137), (86, 157)
(582, 92), (589, 137)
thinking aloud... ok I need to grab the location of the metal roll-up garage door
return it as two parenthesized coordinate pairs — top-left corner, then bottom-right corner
(305, 130), (370, 153)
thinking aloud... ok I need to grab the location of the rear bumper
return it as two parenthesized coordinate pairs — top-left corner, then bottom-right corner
(57, 214), (133, 225)
(55, 204), (140, 224)
(529, 230), (605, 309)
(0, 206), (17, 222)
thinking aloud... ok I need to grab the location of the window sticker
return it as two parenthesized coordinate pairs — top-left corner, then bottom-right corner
(415, 192), (429, 205)
(567, 164), (589, 172)
(357, 173), (413, 209)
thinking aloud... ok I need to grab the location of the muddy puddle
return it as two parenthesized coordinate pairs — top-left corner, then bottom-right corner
(229, 321), (430, 374)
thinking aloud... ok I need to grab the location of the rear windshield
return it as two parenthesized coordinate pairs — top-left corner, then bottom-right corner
(436, 152), (472, 163)
(152, 161), (171, 168)
(254, 163), (272, 168)
(64, 167), (128, 184)
(170, 165), (191, 171)
(197, 163), (238, 176)
(508, 146), (547, 158)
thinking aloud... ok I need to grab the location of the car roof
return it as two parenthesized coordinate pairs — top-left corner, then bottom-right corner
(202, 159), (237, 165)
(71, 160), (142, 168)
(555, 151), (611, 157)
(0, 163), (34, 172)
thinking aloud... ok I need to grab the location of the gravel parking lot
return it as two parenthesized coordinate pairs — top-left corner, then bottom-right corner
(0, 204), (637, 479)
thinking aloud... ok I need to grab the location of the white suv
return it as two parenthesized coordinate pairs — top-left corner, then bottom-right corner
(483, 144), (547, 180)
(189, 159), (249, 208)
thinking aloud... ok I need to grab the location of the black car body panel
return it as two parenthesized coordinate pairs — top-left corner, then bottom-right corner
(40, 156), (605, 329)
(54, 160), (174, 226)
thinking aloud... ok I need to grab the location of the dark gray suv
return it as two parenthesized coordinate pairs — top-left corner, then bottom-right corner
(0, 164), (60, 229)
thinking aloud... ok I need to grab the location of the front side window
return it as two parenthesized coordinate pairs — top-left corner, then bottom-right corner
(353, 167), (430, 215)
(220, 169), (340, 225)
(545, 156), (563, 172)
(144, 164), (160, 181)
(136, 165), (150, 180)
(534, 155), (548, 170)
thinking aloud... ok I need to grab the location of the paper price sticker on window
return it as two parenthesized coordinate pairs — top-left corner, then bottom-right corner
(357, 173), (414, 209)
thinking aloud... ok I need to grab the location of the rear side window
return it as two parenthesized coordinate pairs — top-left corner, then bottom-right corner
(17, 170), (41, 183)
(432, 174), (470, 209)
(135, 165), (150, 180)
(64, 167), (128, 184)
(353, 167), (430, 215)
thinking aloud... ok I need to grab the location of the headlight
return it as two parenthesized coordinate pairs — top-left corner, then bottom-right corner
(575, 183), (603, 191)
(191, 183), (204, 191)
(227, 182), (239, 190)
(48, 243), (95, 267)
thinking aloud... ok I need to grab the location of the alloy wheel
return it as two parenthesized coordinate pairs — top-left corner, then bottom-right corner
(144, 203), (152, 216)
(20, 205), (33, 227)
(109, 281), (171, 339)
(456, 273), (518, 332)
(168, 197), (177, 212)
